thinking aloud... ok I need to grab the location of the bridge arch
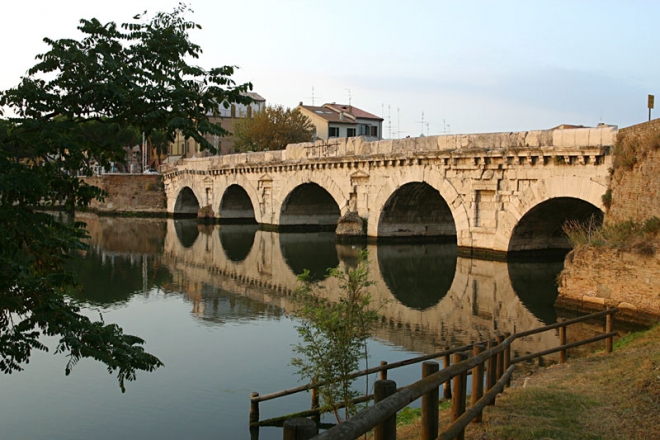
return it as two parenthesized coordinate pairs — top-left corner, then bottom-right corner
(368, 172), (470, 244)
(173, 186), (203, 217)
(496, 176), (606, 252)
(218, 184), (257, 223)
(275, 174), (348, 228)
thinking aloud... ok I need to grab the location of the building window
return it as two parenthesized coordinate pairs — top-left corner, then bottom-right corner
(329, 127), (339, 137)
(370, 126), (378, 137)
(347, 128), (356, 137)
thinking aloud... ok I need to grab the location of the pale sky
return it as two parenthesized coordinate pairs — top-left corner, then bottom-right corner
(1, 1), (657, 138)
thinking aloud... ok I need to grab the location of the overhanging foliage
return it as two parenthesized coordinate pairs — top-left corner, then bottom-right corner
(0, 4), (251, 391)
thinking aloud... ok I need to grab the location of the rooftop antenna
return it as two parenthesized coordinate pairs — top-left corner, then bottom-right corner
(397, 107), (400, 139)
(345, 89), (352, 105)
(426, 122), (430, 136)
(307, 86), (317, 106)
(419, 112), (425, 136)
(388, 105), (392, 139)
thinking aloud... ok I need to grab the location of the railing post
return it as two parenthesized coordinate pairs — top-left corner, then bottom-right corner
(486, 340), (497, 405)
(559, 320), (567, 364)
(471, 344), (485, 423)
(422, 361), (440, 440)
(503, 332), (512, 388)
(374, 380), (397, 440)
(311, 387), (320, 423)
(606, 310), (614, 353)
(496, 334), (505, 381)
(451, 352), (468, 440)
(443, 347), (452, 399)
(250, 392), (260, 440)
(250, 392), (260, 426)
(486, 342), (496, 389)
(283, 417), (317, 440)
(380, 360), (388, 381)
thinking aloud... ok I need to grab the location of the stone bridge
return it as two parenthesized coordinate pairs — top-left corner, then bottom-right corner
(161, 126), (615, 254)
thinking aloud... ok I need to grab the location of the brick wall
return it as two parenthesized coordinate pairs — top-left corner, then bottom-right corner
(81, 175), (167, 215)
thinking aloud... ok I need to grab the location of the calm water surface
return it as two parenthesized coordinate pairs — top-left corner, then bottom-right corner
(1, 216), (565, 440)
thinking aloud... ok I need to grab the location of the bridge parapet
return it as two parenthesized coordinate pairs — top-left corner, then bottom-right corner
(161, 126), (616, 175)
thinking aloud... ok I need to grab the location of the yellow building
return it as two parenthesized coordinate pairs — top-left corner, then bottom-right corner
(167, 92), (266, 160)
(296, 102), (383, 141)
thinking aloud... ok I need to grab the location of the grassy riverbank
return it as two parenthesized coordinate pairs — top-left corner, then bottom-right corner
(394, 323), (660, 440)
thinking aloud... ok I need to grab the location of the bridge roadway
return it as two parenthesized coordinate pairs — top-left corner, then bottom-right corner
(162, 126), (615, 254)
(160, 221), (558, 357)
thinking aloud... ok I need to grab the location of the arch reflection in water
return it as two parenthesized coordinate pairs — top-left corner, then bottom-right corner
(377, 243), (457, 310)
(174, 219), (200, 248)
(219, 224), (259, 262)
(280, 232), (340, 281)
(508, 258), (564, 325)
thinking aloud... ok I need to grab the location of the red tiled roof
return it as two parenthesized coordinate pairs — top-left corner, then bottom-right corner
(298, 105), (357, 124)
(323, 103), (383, 121)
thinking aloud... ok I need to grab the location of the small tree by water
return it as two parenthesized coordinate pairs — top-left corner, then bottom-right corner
(291, 249), (378, 423)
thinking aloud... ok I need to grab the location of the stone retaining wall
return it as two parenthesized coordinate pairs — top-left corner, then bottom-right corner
(558, 119), (660, 325)
(81, 175), (167, 215)
(558, 246), (660, 325)
(607, 119), (660, 224)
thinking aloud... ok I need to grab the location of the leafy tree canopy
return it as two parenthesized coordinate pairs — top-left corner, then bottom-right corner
(233, 104), (315, 152)
(0, 4), (251, 391)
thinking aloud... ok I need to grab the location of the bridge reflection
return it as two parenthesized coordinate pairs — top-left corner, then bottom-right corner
(163, 221), (561, 352)
(78, 215), (563, 357)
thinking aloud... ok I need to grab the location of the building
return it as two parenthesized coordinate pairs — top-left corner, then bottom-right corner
(167, 92), (266, 160)
(296, 102), (383, 141)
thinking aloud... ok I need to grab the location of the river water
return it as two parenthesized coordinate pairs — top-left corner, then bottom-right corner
(1, 215), (566, 440)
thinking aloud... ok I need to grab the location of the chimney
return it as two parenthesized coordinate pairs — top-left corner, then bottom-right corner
(299, 101), (303, 106)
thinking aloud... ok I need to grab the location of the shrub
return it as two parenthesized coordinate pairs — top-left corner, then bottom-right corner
(642, 216), (660, 235)
(601, 189), (612, 210)
(613, 131), (660, 172)
(563, 216), (659, 256)
(291, 249), (378, 422)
